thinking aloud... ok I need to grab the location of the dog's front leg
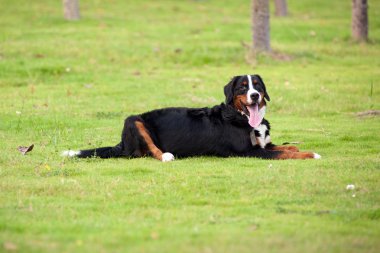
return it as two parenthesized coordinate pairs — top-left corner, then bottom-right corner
(242, 148), (320, 160)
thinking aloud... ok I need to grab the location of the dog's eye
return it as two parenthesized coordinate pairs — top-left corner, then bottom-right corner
(239, 86), (247, 91)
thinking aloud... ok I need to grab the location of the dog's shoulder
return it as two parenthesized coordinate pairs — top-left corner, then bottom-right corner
(140, 104), (250, 129)
(187, 104), (246, 123)
(187, 104), (223, 117)
(187, 104), (249, 127)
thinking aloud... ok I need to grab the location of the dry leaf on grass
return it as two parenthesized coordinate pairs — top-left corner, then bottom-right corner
(17, 144), (34, 155)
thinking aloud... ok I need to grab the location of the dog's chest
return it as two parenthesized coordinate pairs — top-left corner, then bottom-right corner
(250, 124), (271, 148)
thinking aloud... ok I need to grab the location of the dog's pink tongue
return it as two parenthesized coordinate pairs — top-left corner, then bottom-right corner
(247, 104), (263, 128)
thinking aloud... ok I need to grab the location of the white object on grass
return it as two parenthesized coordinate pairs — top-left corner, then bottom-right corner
(61, 150), (81, 157)
(162, 152), (175, 162)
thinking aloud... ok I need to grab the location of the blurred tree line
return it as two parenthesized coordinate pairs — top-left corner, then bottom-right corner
(62, 0), (369, 56)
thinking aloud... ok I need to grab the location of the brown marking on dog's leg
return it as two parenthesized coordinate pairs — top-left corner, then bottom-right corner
(135, 121), (163, 161)
(275, 151), (315, 159)
(268, 145), (300, 152)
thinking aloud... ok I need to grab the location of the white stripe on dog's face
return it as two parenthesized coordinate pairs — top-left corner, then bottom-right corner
(246, 75), (261, 105)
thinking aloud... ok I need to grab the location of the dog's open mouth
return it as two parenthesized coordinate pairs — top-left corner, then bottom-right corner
(240, 101), (263, 128)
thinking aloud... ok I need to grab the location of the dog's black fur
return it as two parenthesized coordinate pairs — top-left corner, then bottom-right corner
(72, 75), (317, 160)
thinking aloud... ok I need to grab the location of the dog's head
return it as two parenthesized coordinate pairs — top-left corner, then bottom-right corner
(224, 75), (270, 128)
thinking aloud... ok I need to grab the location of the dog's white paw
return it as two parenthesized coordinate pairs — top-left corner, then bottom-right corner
(313, 153), (322, 159)
(161, 152), (175, 162)
(61, 150), (81, 157)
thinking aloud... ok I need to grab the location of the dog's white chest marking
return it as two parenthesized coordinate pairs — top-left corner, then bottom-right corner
(250, 123), (271, 148)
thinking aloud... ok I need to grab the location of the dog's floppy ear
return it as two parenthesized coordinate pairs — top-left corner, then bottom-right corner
(256, 75), (270, 101)
(224, 76), (240, 105)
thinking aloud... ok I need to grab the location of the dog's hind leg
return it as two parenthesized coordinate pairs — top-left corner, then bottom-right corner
(134, 121), (174, 162)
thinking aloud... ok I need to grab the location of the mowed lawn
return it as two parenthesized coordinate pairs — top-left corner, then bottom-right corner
(1, 0), (380, 252)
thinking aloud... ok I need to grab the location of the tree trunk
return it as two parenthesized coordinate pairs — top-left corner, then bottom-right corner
(274, 0), (288, 17)
(252, 0), (271, 52)
(63, 0), (80, 20)
(352, 0), (368, 42)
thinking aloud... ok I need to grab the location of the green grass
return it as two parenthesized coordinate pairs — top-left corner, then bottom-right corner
(1, 0), (380, 252)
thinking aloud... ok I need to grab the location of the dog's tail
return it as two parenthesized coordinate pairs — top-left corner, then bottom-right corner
(62, 142), (123, 159)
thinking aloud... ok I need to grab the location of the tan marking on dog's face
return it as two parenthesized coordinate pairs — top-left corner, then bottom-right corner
(233, 94), (248, 111)
(259, 92), (266, 109)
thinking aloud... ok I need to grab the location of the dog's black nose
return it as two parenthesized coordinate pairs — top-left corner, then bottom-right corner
(250, 93), (259, 101)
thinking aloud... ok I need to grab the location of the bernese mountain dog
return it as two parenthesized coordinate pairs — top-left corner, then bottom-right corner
(63, 75), (321, 161)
